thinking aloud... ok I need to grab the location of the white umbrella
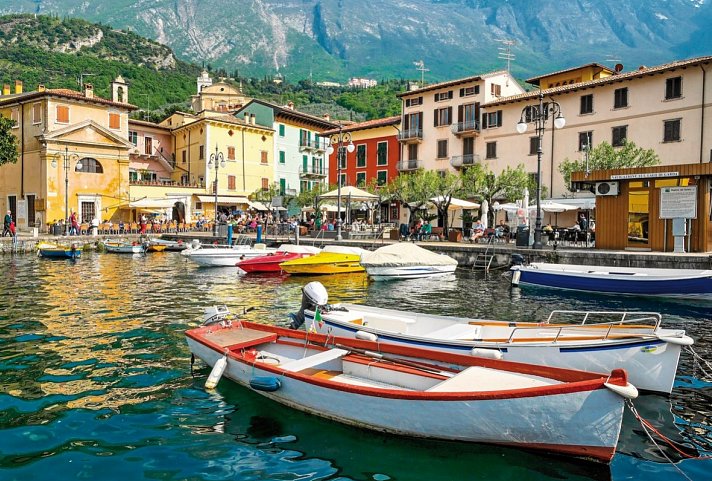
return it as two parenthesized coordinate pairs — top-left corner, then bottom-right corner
(319, 186), (377, 201)
(480, 199), (488, 229)
(430, 196), (480, 209)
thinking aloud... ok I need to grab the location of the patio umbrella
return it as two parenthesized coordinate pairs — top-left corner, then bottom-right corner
(319, 186), (378, 201)
(537, 201), (578, 226)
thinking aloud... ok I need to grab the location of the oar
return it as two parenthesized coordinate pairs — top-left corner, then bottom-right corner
(334, 343), (456, 378)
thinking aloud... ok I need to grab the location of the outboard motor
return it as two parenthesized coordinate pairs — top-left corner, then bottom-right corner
(510, 253), (525, 266)
(289, 282), (328, 329)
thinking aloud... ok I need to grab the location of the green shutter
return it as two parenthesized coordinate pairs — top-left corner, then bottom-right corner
(303, 155), (308, 172)
(279, 151), (285, 163)
(279, 124), (285, 136)
(279, 178), (286, 195)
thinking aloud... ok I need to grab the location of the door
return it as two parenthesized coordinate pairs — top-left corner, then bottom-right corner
(627, 182), (650, 248)
(8, 195), (16, 223)
(26, 194), (36, 226)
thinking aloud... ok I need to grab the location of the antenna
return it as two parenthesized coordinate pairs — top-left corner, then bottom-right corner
(77, 73), (96, 91)
(497, 39), (516, 73)
(413, 60), (429, 87)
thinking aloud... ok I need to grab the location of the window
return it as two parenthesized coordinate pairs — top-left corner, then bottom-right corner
(405, 97), (423, 107)
(339, 173), (347, 187)
(436, 140), (448, 159)
(32, 103), (42, 125)
(129, 170), (138, 182)
(56, 105), (69, 124)
(261, 178), (269, 190)
(404, 112), (422, 132)
(199, 145), (205, 159)
(614, 88), (628, 109)
(80, 201), (95, 225)
(665, 76), (682, 100)
(434, 91), (453, 102)
(529, 136), (540, 155)
(612, 126), (627, 147)
(463, 137), (474, 156)
(486, 142), (497, 159)
(460, 86), (479, 97)
(278, 124), (285, 136)
(228, 175), (236, 190)
(108, 112), (120, 130)
(377, 142), (388, 166)
(182, 150), (186, 163)
(10, 108), (18, 128)
(144, 136), (153, 155)
(227, 146), (235, 160)
(490, 83), (501, 97)
(356, 144), (366, 167)
(434, 107), (452, 127)
(407, 143), (418, 160)
(663, 119), (681, 142)
(279, 150), (285, 164)
(578, 131), (593, 151)
(377, 170), (387, 186)
(76, 158), (103, 173)
(356, 172), (366, 186)
(128, 131), (138, 146)
(580, 94), (593, 115)
(482, 110), (502, 129)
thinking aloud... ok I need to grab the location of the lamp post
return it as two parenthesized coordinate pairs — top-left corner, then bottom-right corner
(326, 126), (355, 241)
(516, 91), (566, 249)
(207, 145), (226, 237)
(51, 147), (82, 236)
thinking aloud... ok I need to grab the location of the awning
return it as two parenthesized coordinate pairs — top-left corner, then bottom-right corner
(127, 197), (177, 209)
(547, 197), (597, 210)
(249, 201), (270, 211)
(430, 196), (480, 209)
(196, 195), (250, 205)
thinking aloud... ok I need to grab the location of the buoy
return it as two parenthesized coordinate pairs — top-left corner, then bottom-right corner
(250, 376), (282, 392)
(511, 270), (521, 286)
(355, 330), (378, 342)
(470, 348), (503, 360)
(205, 354), (228, 389)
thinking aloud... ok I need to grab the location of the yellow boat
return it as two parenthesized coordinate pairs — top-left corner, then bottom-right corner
(279, 245), (368, 275)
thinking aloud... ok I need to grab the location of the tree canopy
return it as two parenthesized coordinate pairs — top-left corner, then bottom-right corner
(0, 116), (18, 166)
(460, 164), (529, 225)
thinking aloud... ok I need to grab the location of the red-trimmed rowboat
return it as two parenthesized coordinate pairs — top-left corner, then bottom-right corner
(186, 319), (637, 463)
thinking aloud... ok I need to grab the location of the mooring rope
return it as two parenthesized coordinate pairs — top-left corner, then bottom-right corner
(686, 345), (712, 381)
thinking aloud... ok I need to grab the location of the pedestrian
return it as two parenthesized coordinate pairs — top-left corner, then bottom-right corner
(2, 210), (11, 237)
(9, 219), (17, 245)
(69, 211), (79, 236)
(140, 214), (147, 234)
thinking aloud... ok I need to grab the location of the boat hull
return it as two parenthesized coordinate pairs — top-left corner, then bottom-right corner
(306, 305), (686, 394)
(365, 264), (457, 281)
(186, 325), (627, 463)
(38, 245), (82, 259)
(237, 252), (302, 273)
(186, 247), (277, 267)
(105, 243), (146, 254)
(512, 264), (712, 300)
(280, 252), (365, 275)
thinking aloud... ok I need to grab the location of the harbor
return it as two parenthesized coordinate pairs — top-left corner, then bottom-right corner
(0, 248), (710, 480)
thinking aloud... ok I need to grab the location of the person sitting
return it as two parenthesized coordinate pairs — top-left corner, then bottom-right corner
(495, 220), (510, 242)
(471, 219), (485, 243)
(543, 223), (554, 234)
(419, 221), (432, 241)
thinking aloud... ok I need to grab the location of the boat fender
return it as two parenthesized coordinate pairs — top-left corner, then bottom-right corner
(205, 354), (228, 390)
(250, 376), (282, 392)
(355, 330), (378, 342)
(470, 348), (503, 360)
(657, 335), (694, 346)
(511, 270), (521, 287)
(604, 381), (638, 400)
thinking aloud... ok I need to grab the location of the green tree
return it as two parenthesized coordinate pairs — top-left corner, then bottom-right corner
(295, 183), (336, 213)
(461, 164), (529, 226)
(387, 170), (437, 225)
(0, 116), (18, 166)
(558, 140), (660, 190)
(427, 170), (462, 235)
(249, 182), (280, 212)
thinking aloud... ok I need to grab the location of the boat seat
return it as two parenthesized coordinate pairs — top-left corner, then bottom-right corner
(426, 324), (482, 341)
(280, 348), (349, 372)
(426, 366), (559, 393)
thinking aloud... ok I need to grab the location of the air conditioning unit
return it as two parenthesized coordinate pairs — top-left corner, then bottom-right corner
(595, 181), (619, 196)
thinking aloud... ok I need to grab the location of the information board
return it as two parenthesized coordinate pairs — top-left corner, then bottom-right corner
(660, 186), (697, 219)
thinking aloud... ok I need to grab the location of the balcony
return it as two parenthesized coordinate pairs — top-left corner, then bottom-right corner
(299, 165), (328, 179)
(397, 128), (423, 143)
(299, 138), (326, 152)
(397, 159), (423, 171)
(450, 154), (481, 169)
(284, 188), (297, 197)
(450, 120), (480, 137)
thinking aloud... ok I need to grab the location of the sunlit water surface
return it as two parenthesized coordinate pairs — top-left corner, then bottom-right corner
(0, 252), (710, 481)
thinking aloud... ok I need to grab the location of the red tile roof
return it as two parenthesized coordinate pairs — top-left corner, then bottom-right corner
(322, 116), (400, 135)
(0, 88), (137, 110)
(397, 70), (508, 98)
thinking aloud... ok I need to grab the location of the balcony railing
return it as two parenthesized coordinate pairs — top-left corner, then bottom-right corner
(284, 188), (297, 197)
(450, 120), (480, 136)
(299, 139), (326, 152)
(397, 128), (423, 142)
(450, 154), (481, 169)
(397, 159), (423, 171)
(299, 165), (328, 178)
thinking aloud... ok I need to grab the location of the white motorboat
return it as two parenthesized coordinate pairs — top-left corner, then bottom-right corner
(360, 243), (457, 281)
(183, 242), (277, 267)
(104, 241), (147, 254)
(290, 282), (693, 394)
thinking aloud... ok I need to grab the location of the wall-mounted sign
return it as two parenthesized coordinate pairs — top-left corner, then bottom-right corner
(611, 171), (678, 180)
(660, 186), (697, 219)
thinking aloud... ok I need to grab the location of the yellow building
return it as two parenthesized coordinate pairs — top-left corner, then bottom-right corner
(0, 78), (136, 231)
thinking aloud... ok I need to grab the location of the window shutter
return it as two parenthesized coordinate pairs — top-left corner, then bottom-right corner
(404, 115), (410, 130)
(433, 109), (438, 127)
(418, 112), (423, 129)
(449, 90), (453, 99)
(496, 110), (503, 127)
(418, 96), (422, 105)
(481, 113), (488, 129)
(447, 107), (452, 125)
(434, 93), (438, 102)
(458, 105), (463, 123)
(459, 88), (464, 97)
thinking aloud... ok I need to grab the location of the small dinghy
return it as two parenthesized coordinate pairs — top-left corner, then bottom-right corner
(37, 242), (82, 259)
(104, 241), (147, 254)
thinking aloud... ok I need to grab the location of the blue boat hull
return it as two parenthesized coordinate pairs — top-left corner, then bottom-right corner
(39, 248), (82, 259)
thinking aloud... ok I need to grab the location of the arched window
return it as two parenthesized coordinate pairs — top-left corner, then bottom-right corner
(76, 158), (103, 173)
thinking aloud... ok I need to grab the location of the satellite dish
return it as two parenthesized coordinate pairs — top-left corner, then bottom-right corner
(614, 63), (624, 73)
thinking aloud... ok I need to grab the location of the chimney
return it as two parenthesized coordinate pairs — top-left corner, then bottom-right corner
(323, 114), (331, 121)
(243, 112), (249, 124)
(250, 114), (256, 125)
(14, 80), (23, 94)
(287, 101), (294, 110)
(2, 84), (9, 96)
(84, 83), (94, 98)
(37, 84), (46, 92)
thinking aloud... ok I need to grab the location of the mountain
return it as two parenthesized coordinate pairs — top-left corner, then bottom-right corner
(2, 0), (712, 82)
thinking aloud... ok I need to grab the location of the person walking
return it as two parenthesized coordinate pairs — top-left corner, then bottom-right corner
(2, 210), (11, 237)
(69, 211), (79, 236)
(9, 219), (17, 246)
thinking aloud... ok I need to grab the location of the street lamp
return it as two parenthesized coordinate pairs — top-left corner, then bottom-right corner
(326, 126), (355, 241)
(51, 147), (82, 236)
(515, 91), (565, 249)
(207, 145), (226, 237)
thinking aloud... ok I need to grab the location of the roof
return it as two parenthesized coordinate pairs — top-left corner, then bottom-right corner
(237, 99), (338, 130)
(396, 70), (508, 98)
(128, 118), (171, 131)
(525, 63), (614, 86)
(322, 116), (400, 135)
(170, 112), (273, 133)
(484, 56), (712, 108)
(0, 88), (138, 110)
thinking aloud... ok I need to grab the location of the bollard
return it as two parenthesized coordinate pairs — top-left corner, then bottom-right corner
(256, 224), (263, 243)
(227, 224), (233, 246)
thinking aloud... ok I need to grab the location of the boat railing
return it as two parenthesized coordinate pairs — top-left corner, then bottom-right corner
(544, 310), (662, 329)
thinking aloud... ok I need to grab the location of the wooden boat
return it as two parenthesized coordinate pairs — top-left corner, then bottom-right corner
(236, 244), (321, 274)
(279, 245), (368, 275)
(147, 243), (167, 252)
(37, 242), (82, 259)
(104, 241), (147, 254)
(511, 261), (712, 300)
(290, 282), (692, 394)
(184, 243), (277, 267)
(186, 316), (637, 464)
(360, 243), (457, 281)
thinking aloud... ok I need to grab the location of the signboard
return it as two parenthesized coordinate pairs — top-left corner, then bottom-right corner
(660, 186), (697, 219)
(16, 200), (26, 221)
(611, 171), (678, 180)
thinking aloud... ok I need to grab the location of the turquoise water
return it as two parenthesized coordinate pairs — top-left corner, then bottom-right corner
(0, 252), (710, 481)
